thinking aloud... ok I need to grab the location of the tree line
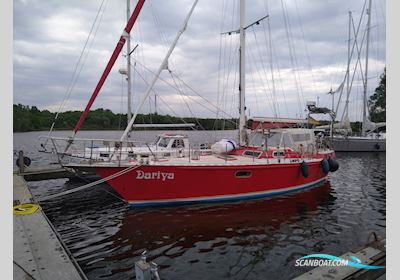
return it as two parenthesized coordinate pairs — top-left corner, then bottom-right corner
(368, 68), (386, 123)
(13, 103), (369, 133)
(13, 69), (385, 133)
(13, 104), (238, 132)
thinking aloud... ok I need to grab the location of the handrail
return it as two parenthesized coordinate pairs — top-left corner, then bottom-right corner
(39, 136), (145, 144)
(45, 135), (213, 166)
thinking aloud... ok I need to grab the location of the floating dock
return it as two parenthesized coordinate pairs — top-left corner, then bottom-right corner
(13, 174), (87, 280)
(18, 165), (75, 181)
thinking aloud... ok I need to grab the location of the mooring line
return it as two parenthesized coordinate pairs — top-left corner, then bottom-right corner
(64, 168), (128, 204)
(37, 164), (142, 202)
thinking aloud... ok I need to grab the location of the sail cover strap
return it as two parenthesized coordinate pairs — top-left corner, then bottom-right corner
(72, 0), (146, 135)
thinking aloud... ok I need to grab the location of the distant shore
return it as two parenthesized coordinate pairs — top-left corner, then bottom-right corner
(13, 104), (238, 132)
(14, 104), (371, 133)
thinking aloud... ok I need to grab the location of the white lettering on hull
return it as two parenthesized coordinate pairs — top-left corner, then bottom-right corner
(136, 170), (174, 181)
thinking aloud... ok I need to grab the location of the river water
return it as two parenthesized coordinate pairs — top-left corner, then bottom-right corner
(13, 130), (386, 279)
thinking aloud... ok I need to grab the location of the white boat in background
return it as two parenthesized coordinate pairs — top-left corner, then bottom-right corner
(332, 134), (385, 152)
(317, 0), (385, 152)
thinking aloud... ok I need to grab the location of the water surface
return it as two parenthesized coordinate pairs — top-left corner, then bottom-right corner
(13, 131), (386, 279)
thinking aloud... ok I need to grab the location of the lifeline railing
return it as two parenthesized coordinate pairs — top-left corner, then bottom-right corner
(39, 136), (212, 166)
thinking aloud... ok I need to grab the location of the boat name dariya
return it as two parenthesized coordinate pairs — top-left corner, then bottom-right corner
(136, 170), (175, 181)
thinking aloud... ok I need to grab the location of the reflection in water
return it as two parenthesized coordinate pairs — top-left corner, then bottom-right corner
(42, 182), (336, 279)
(15, 132), (386, 280)
(117, 183), (334, 254)
(113, 183), (335, 278)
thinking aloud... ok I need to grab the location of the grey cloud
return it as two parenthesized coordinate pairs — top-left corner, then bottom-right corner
(13, 0), (386, 122)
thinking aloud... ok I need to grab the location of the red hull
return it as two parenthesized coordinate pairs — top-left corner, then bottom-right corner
(96, 161), (328, 206)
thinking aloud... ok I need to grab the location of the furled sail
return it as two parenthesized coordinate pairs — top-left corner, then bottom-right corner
(316, 114), (352, 134)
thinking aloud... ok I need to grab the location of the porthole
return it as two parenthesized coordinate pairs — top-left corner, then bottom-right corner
(235, 170), (252, 178)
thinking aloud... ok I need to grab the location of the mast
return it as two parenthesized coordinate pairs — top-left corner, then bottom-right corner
(155, 94), (157, 115)
(329, 88), (334, 138)
(238, 0), (247, 146)
(362, 0), (372, 136)
(121, 0), (199, 140)
(344, 11), (351, 123)
(72, 0), (146, 136)
(221, 2), (267, 145)
(126, 0), (132, 135)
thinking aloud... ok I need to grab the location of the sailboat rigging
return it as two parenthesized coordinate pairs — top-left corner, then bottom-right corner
(72, 0), (146, 138)
(43, 0), (339, 206)
(319, 0), (386, 152)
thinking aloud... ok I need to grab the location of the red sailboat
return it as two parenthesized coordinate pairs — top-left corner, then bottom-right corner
(47, 0), (338, 206)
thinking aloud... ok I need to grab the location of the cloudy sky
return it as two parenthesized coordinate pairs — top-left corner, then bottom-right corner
(13, 0), (386, 123)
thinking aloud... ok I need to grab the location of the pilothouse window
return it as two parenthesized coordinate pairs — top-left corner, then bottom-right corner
(158, 138), (168, 148)
(249, 132), (283, 147)
(292, 134), (311, 142)
(266, 132), (283, 147)
(281, 133), (296, 149)
(172, 139), (184, 148)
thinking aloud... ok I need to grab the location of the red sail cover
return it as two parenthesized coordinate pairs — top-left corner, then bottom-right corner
(73, 0), (146, 135)
(250, 121), (298, 129)
(249, 117), (319, 130)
